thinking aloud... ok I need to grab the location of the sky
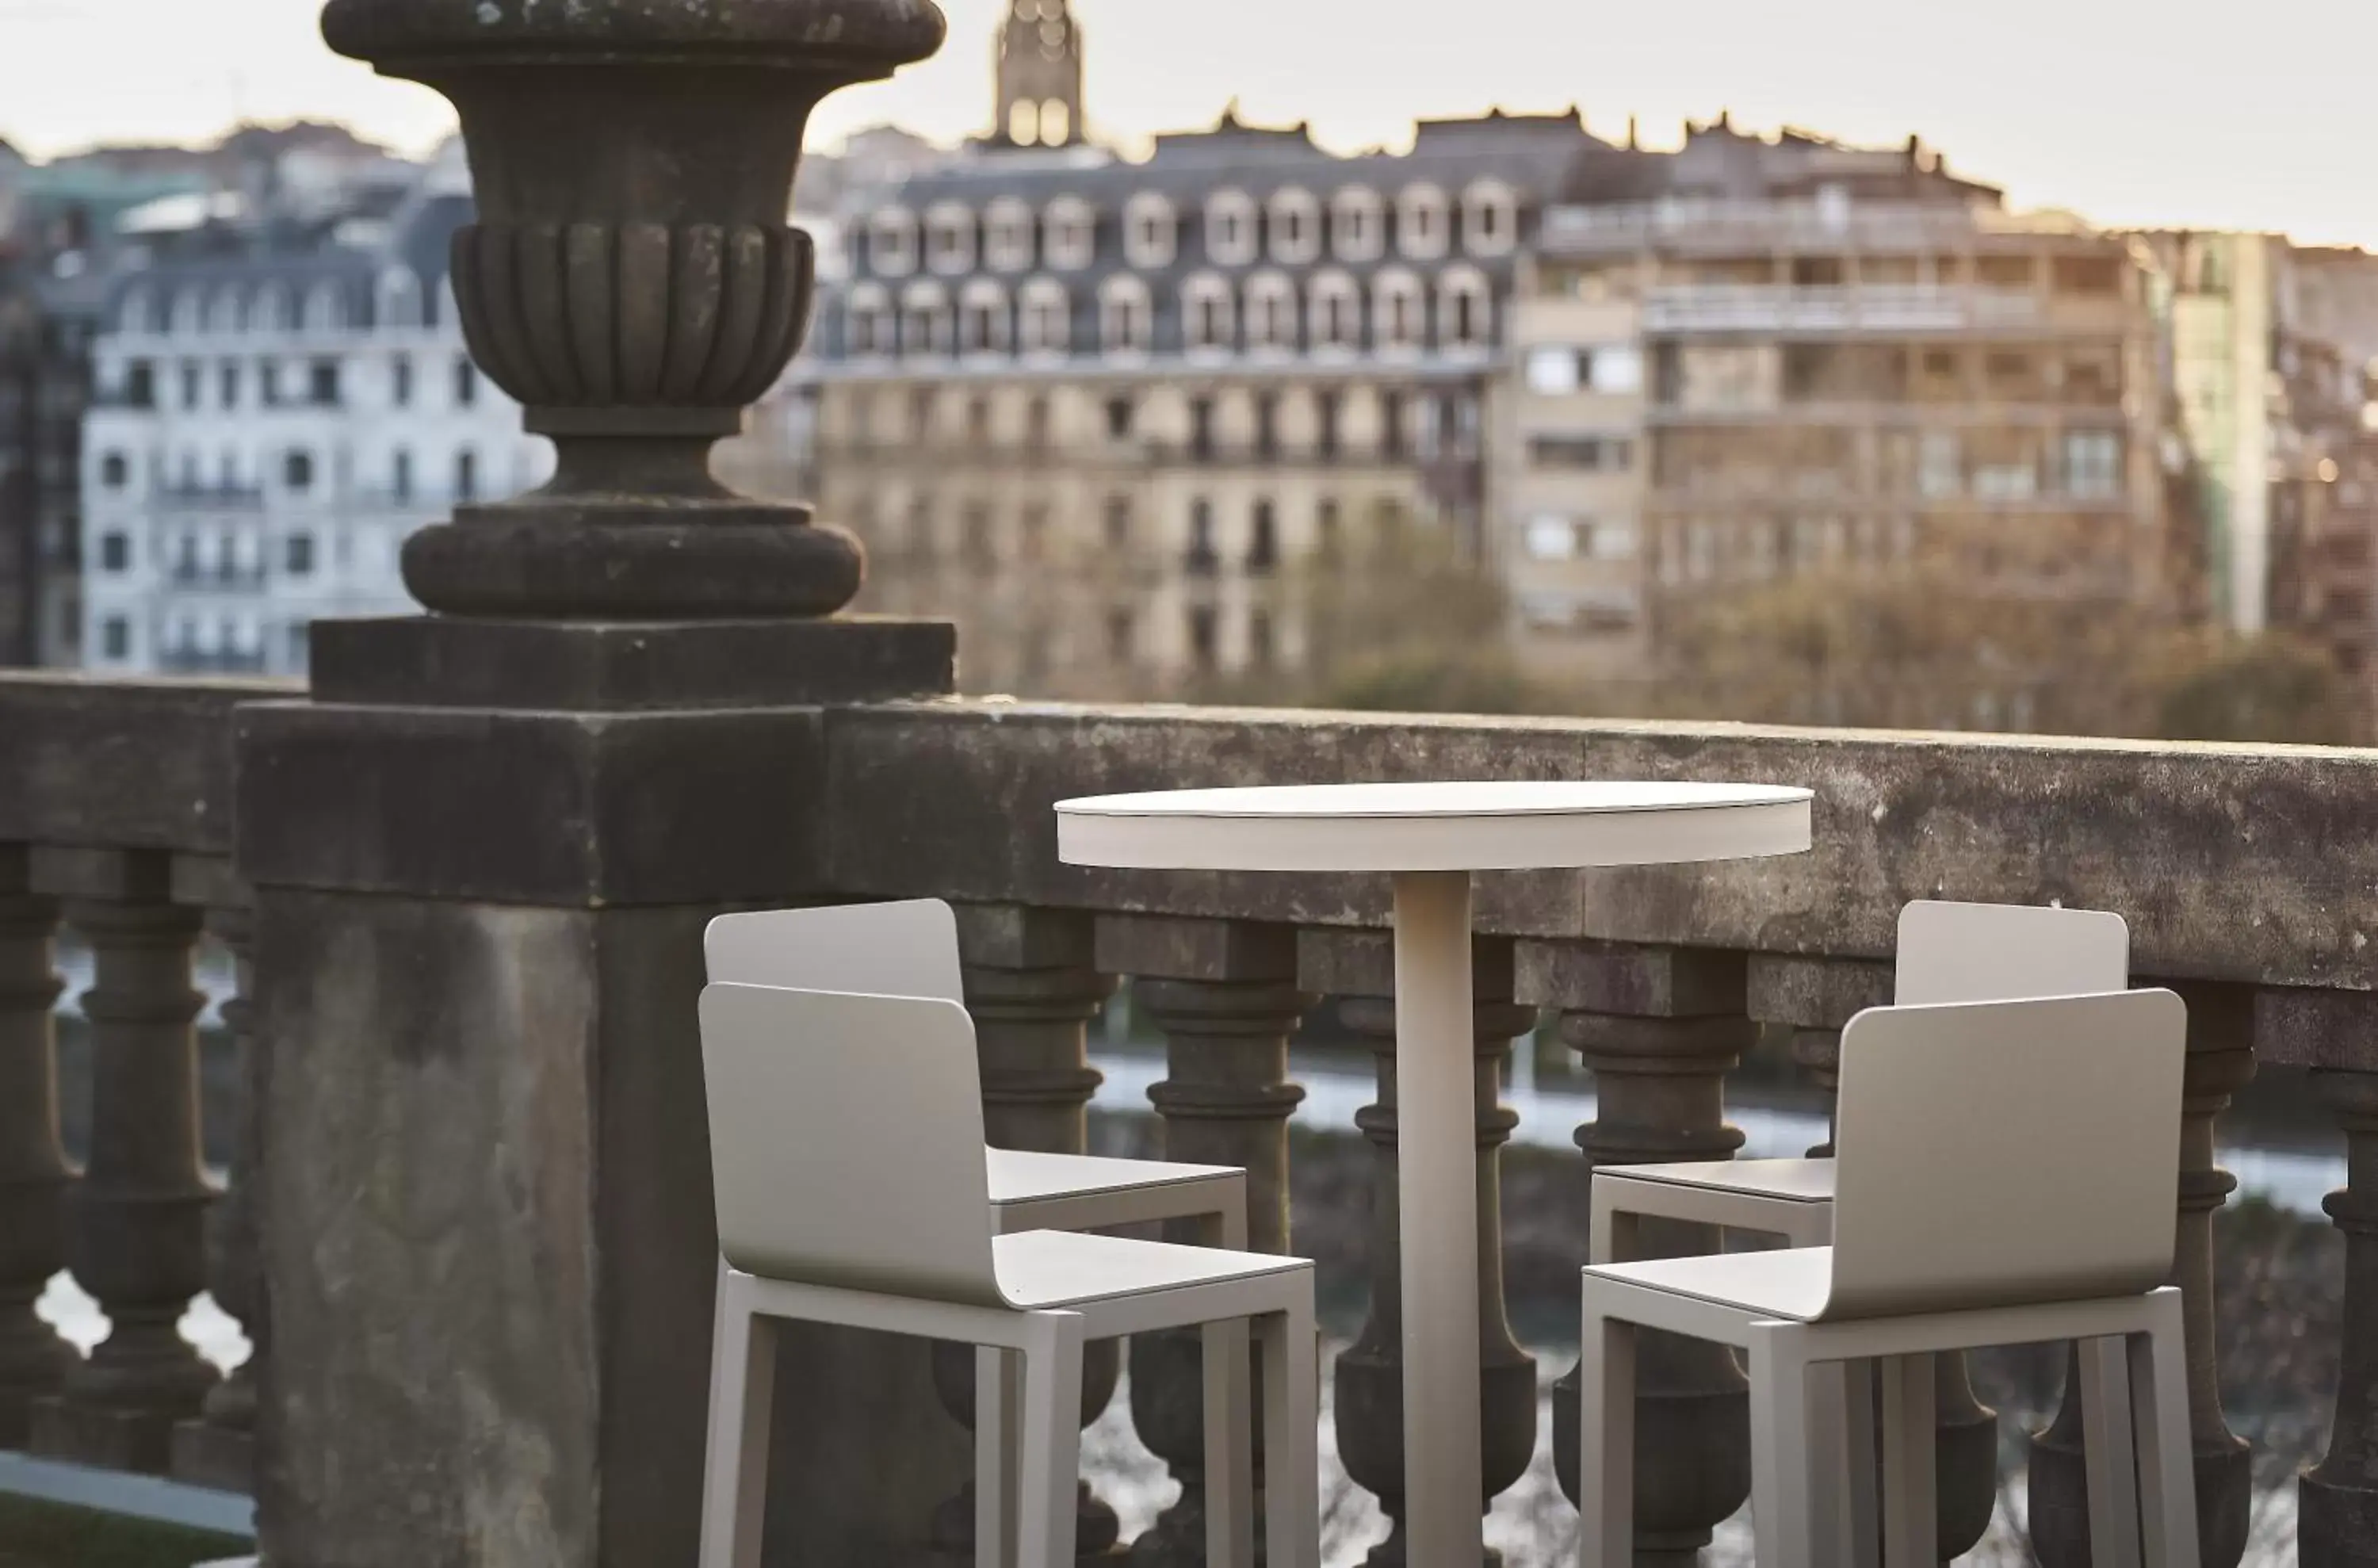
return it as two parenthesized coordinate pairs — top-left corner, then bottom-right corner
(6, 0), (2378, 248)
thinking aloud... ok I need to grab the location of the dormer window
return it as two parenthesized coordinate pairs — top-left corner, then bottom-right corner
(1182, 273), (1235, 353)
(900, 280), (953, 357)
(1398, 185), (1450, 261)
(1099, 274), (1153, 354)
(1462, 179), (1519, 258)
(1372, 269), (1424, 350)
(1267, 188), (1321, 265)
(984, 198), (1036, 272)
(846, 282), (893, 356)
(1244, 271), (1298, 352)
(1332, 187), (1385, 262)
(1045, 197), (1097, 271)
(926, 202), (977, 274)
(1125, 192), (1179, 269)
(958, 278), (1010, 354)
(871, 208), (919, 277)
(1019, 277), (1072, 354)
(1309, 270), (1360, 352)
(1206, 189), (1259, 267)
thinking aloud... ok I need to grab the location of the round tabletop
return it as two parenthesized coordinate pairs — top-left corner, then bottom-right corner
(1056, 780), (1814, 874)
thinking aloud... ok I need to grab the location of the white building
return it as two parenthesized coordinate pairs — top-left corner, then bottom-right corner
(81, 151), (549, 676)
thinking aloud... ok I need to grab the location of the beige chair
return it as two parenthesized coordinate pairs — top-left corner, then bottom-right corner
(704, 901), (1252, 1568)
(696, 982), (1319, 1568)
(1578, 989), (2197, 1568)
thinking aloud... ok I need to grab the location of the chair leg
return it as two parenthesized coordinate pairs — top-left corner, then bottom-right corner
(977, 1346), (1021, 1568)
(1841, 1360), (1880, 1568)
(698, 1275), (778, 1568)
(1576, 1301), (1635, 1568)
(2079, 1335), (2143, 1568)
(1256, 1290), (1320, 1568)
(1879, 1353), (1936, 1568)
(2129, 1293), (2202, 1568)
(1015, 1313), (1087, 1568)
(1202, 1319), (1256, 1568)
(1748, 1327), (1816, 1568)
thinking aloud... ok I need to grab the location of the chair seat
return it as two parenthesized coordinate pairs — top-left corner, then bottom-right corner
(1600, 1157), (1836, 1205)
(993, 1229), (1306, 1310)
(1587, 1245), (1836, 1322)
(987, 1148), (1239, 1207)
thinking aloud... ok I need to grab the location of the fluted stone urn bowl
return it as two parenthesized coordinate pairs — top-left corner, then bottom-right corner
(321, 0), (946, 619)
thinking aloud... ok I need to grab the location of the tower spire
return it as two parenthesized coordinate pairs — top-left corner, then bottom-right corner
(996, 0), (1085, 147)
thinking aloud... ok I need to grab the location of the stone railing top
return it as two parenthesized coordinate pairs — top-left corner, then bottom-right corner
(823, 699), (2378, 996)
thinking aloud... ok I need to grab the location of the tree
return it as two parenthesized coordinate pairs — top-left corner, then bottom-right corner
(2149, 633), (2361, 746)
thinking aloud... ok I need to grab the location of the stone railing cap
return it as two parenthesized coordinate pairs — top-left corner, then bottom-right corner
(323, 0), (946, 71)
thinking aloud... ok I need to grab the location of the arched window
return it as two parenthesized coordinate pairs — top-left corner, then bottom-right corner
(1267, 187), (1321, 265)
(900, 280), (953, 357)
(253, 282), (292, 333)
(958, 277), (1011, 354)
(1099, 273), (1153, 354)
(925, 201), (976, 275)
(984, 197), (1036, 273)
(303, 280), (346, 332)
(1437, 264), (1492, 348)
(284, 449), (315, 492)
(1398, 184), (1451, 261)
(1180, 272), (1235, 353)
(454, 447), (480, 502)
(1018, 277), (1072, 354)
(169, 289), (204, 336)
(1043, 196), (1097, 271)
(845, 282), (893, 356)
(378, 269), (422, 328)
(1308, 270), (1361, 352)
(1373, 268), (1425, 351)
(1204, 189), (1258, 267)
(870, 206), (919, 277)
(1038, 100), (1072, 144)
(1244, 270), (1298, 352)
(205, 287), (243, 335)
(1462, 178), (1519, 258)
(1332, 186), (1385, 262)
(1124, 191), (1178, 269)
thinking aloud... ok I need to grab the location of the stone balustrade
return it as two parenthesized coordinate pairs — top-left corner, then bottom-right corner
(6, 671), (2378, 1566)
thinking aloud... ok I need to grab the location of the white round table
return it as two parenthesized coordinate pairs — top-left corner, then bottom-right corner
(1056, 780), (1814, 1566)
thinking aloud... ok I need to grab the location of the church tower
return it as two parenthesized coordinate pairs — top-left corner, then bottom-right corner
(996, 0), (1085, 147)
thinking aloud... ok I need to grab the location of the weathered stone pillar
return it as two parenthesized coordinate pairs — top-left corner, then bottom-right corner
(2030, 981), (2254, 1568)
(172, 863), (261, 1493)
(932, 904), (1122, 1563)
(2300, 1061), (2378, 1566)
(1532, 941), (1751, 1568)
(247, 6), (954, 1563)
(0, 844), (71, 1447)
(1100, 917), (1309, 1566)
(30, 848), (215, 1474)
(1749, 954), (1997, 1562)
(1306, 929), (1536, 1567)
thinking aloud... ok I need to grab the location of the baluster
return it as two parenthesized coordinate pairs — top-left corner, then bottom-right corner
(29, 849), (215, 1473)
(2030, 981), (2254, 1567)
(0, 845), (71, 1447)
(1750, 955), (1996, 1562)
(1099, 916), (1309, 1567)
(1306, 929), (1537, 1566)
(173, 866), (261, 1492)
(2299, 1062), (2378, 1565)
(1532, 940), (1751, 1568)
(932, 904), (1122, 1562)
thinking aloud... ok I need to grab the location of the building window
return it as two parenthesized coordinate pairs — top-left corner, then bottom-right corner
(1018, 279), (1070, 353)
(1248, 499), (1279, 573)
(1526, 434), (1634, 471)
(285, 533), (316, 576)
(1316, 497), (1342, 556)
(1268, 188), (1321, 265)
(454, 358), (478, 407)
(1248, 608), (1275, 670)
(966, 396), (991, 446)
(847, 286), (893, 355)
(984, 199), (1036, 272)
(455, 449), (479, 501)
(1245, 273), (1297, 350)
(1525, 514), (1581, 560)
(124, 359), (156, 408)
(1526, 345), (1645, 396)
(2064, 430), (2124, 499)
(1190, 397), (1215, 461)
(1104, 396), (1135, 439)
(1026, 396), (1051, 449)
(1187, 498), (1218, 573)
(181, 361), (202, 409)
(392, 448), (414, 502)
(1255, 392), (1279, 460)
(1374, 270), (1424, 350)
(959, 281), (1010, 354)
(260, 361), (281, 407)
(1309, 272), (1359, 350)
(1439, 267), (1491, 348)
(1206, 190), (1258, 266)
(1103, 495), (1132, 548)
(1316, 391), (1342, 461)
(1099, 276), (1152, 354)
(870, 208), (919, 276)
(1188, 605), (1218, 672)
(1045, 198), (1097, 271)
(1332, 187), (1385, 262)
(1381, 389), (1407, 459)
(1398, 185), (1451, 259)
(1105, 607), (1135, 661)
(99, 451), (128, 489)
(926, 202), (976, 274)
(392, 354), (413, 407)
(1125, 193), (1178, 268)
(101, 616), (129, 660)
(99, 531), (130, 572)
(1463, 181), (1517, 256)
(1182, 274), (1235, 352)
(310, 358), (342, 407)
(285, 450), (315, 491)
(901, 282), (954, 357)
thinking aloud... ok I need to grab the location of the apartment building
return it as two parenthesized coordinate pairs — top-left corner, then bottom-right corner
(1501, 120), (2167, 701)
(796, 0), (1601, 698)
(80, 146), (549, 676)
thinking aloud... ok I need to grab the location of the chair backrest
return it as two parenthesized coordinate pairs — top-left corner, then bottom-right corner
(704, 899), (963, 1003)
(1822, 989), (2185, 1321)
(698, 981), (1005, 1306)
(1895, 901), (2130, 1005)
